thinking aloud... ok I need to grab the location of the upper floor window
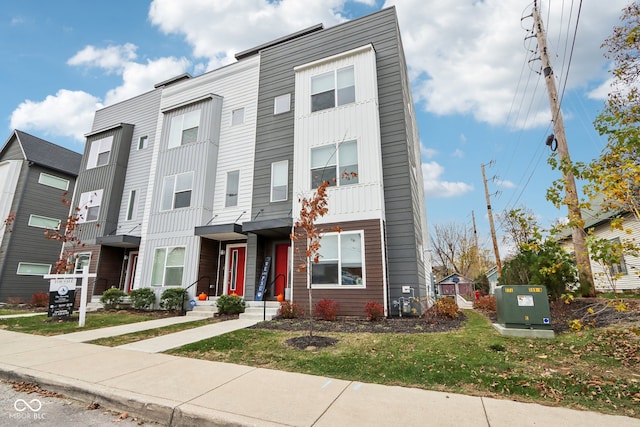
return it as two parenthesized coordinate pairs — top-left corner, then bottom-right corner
(87, 136), (113, 169)
(225, 170), (240, 207)
(311, 66), (355, 112)
(274, 94), (291, 115)
(28, 214), (60, 230)
(161, 172), (193, 211)
(126, 190), (138, 221)
(271, 161), (288, 202)
(78, 190), (103, 223)
(168, 110), (200, 148)
(310, 140), (359, 188)
(138, 135), (148, 150)
(38, 173), (69, 191)
(231, 108), (245, 126)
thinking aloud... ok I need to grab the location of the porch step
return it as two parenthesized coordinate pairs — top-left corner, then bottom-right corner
(186, 300), (218, 318)
(239, 301), (280, 321)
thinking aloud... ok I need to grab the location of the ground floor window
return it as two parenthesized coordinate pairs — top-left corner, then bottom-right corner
(311, 231), (364, 287)
(73, 253), (91, 274)
(151, 246), (185, 286)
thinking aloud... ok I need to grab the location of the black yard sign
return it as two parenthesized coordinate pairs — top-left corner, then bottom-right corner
(255, 257), (272, 301)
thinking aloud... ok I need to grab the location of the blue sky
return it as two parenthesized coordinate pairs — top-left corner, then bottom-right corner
(1, 0), (628, 254)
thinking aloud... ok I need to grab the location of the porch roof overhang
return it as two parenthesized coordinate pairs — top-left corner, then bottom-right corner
(95, 234), (141, 248)
(242, 217), (292, 238)
(195, 223), (246, 241)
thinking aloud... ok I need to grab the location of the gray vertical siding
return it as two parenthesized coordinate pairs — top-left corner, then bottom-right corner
(254, 7), (426, 303)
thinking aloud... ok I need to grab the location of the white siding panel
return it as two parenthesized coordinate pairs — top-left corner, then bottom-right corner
(293, 45), (384, 223)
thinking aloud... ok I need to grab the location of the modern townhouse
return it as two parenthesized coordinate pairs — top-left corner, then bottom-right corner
(0, 130), (81, 302)
(69, 7), (430, 316)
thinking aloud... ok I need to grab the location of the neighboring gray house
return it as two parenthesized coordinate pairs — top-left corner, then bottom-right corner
(68, 7), (430, 316)
(0, 130), (81, 302)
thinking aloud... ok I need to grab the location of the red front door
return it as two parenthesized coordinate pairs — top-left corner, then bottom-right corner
(227, 246), (246, 296)
(274, 244), (290, 298)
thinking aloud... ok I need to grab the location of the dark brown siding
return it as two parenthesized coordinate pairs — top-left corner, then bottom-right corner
(292, 218), (384, 317)
(197, 239), (220, 296)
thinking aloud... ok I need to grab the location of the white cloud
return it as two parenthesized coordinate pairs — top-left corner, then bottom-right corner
(67, 43), (138, 72)
(149, 0), (350, 69)
(495, 179), (515, 189)
(452, 149), (464, 158)
(10, 90), (103, 141)
(422, 146), (437, 159)
(385, 0), (627, 129)
(104, 57), (191, 105)
(423, 161), (473, 198)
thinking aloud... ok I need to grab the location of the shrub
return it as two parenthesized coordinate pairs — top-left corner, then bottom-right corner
(30, 292), (49, 307)
(216, 294), (245, 314)
(314, 299), (339, 321)
(159, 288), (187, 311)
(100, 288), (127, 310)
(129, 288), (156, 310)
(435, 297), (460, 319)
(473, 295), (496, 312)
(365, 301), (384, 321)
(278, 301), (304, 319)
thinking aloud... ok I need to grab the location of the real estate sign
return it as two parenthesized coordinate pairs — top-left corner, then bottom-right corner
(48, 278), (76, 317)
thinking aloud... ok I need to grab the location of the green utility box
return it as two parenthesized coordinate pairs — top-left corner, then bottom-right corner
(495, 285), (552, 330)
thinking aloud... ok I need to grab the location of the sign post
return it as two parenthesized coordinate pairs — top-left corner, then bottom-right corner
(44, 268), (96, 327)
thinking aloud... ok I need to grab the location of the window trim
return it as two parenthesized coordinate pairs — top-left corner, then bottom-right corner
(17, 262), (51, 276)
(86, 135), (113, 169)
(274, 94), (291, 115)
(126, 189), (138, 221)
(270, 160), (288, 202)
(168, 109), (201, 149)
(73, 252), (91, 275)
(138, 135), (148, 150)
(28, 214), (61, 230)
(77, 190), (103, 223)
(310, 140), (359, 189)
(161, 172), (194, 211)
(151, 246), (185, 286)
(231, 108), (245, 126)
(311, 65), (355, 113)
(225, 170), (240, 207)
(310, 230), (365, 289)
(38, 173), (69, 191)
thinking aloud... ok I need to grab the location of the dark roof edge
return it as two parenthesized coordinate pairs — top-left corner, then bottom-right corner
(235, 24), (324, 60)
(154, 73), (192, 88)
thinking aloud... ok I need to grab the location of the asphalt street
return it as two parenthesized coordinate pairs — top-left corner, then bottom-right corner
(0, 379), (159, 426)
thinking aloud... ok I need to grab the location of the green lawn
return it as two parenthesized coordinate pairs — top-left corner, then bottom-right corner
(0, 311), (170, 336)
(167, 310), (640, 418)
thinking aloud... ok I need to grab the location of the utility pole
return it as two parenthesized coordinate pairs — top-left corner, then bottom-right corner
(481, 163), (502, 277)
(471, 210), (481, 271)
(532, 1), (594, 296)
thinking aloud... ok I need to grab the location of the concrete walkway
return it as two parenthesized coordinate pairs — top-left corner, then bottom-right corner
(0, 329), (638, 426)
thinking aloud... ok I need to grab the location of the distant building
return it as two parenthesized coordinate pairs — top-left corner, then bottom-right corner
(66, 7), (430, 316)
(0, 130), (81, 302)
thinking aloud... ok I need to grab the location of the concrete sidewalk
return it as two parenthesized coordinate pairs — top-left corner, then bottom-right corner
(0, 329), (638, 426)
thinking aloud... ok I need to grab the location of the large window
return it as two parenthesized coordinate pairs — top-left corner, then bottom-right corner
(161, 173), (193, 211)
(271, 161), (288, 202)
(310, 140), (359, 188)
(151, 246), (185, 286)
(311, 231), (364, 286)
(225, 170), (240, 207)
(86, 136), (113, 169)
(28, 214), (60, 230)
(38, 173), (69, 191)
(311, 66), (355, 112)
(77, 190), (103, 223)
(17, 262), (51, 276)
(73, 253), (91, 274)
(168, 110), (200, 148)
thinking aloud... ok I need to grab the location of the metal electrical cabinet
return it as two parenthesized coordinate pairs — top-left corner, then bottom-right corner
(495, 285), (552, 330)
